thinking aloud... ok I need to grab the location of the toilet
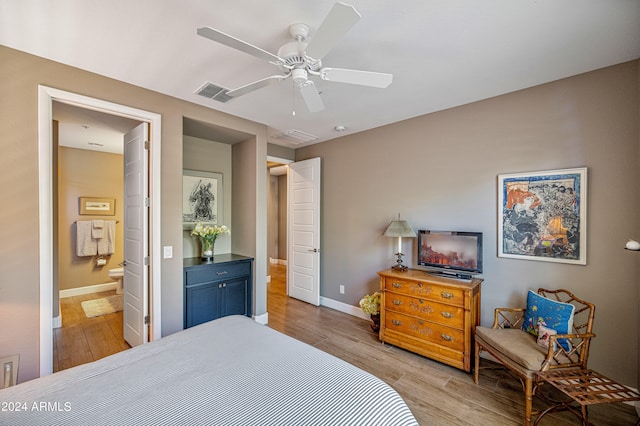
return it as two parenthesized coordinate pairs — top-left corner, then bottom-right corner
(108, 267), (124, 294)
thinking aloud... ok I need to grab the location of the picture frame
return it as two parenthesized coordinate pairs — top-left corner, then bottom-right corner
(182, 170), (223, 230)
(79, 197), (115, 216)
(498, 167), (587, 265)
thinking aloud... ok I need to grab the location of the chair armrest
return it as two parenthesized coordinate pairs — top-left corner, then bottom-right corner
(542, 332), (596, 370)
(492, 307), (526, 329)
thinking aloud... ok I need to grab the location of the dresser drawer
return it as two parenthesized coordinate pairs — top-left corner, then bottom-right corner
(385, 293), (464, 328)
(384, 277), (465, 307)
(384, 311), (464, 351)
(185, 262), (251, 286)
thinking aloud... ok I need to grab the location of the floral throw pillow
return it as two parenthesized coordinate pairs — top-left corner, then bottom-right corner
(537, 324), (557, 349)
(522, 290), (574, 351)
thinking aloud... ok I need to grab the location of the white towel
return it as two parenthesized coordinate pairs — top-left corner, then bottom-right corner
(92, 220), (104, 239)
(77, 221), (97, 257)
(97, 220), (116, 255)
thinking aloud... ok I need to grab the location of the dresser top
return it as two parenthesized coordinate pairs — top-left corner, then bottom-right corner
(184, 254), (253, 268)
(378, 268), (483, 288)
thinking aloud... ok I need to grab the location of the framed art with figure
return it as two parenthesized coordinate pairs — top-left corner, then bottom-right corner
(183, 170), (223, 230)
(498, 167), (587, 265)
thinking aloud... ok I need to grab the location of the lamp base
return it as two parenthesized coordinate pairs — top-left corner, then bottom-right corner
(391, 252), (408, 271)
(392, 264), (408, 271)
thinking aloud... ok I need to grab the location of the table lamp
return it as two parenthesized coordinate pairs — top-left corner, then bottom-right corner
(383, 214), (417, 271)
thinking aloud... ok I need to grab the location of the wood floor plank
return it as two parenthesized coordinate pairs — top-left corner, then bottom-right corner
(55, 290), (129, 372)
(53, 264), (638, 425)
(266, 264), (638, 425)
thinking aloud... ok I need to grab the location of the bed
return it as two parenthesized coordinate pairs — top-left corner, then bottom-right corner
(0, 315), (418, 425)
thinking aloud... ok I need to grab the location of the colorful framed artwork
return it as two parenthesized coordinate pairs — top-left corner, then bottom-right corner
(498, 167), (587, 265)
(182, 170), (223, 230)
(79, 197), (115, 216)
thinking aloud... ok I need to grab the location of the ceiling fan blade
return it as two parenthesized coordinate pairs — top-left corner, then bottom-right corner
(320, 67), (393, 88)
(197, 27), (284, 64)
(305, 2), (361, 60)
(298, 81), (325, 112)
(227, 74), (290, 98)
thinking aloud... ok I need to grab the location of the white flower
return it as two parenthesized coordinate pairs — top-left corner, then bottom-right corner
(191, 223), (230, 238)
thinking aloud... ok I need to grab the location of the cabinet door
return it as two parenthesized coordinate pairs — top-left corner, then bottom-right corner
(186, 282), (219, 327)
(221, 278), (249, 317)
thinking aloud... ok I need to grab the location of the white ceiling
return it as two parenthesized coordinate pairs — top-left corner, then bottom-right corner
(2, 0), (639, 149)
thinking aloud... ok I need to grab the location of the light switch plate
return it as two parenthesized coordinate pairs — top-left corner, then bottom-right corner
(163, 246), (173, 259)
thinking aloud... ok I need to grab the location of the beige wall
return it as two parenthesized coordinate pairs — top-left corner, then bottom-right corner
(183, 135), (233, 258)
(0, 45), (268, 382)
(297, 61), (640, 387)
(58, 147), (124, 290)
(267, 173), (288, 262)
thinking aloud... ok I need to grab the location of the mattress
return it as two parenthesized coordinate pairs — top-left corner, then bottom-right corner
(0, 315), (417, 425)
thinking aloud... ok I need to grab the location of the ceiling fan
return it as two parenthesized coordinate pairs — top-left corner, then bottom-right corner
(196, 2), (393, 112)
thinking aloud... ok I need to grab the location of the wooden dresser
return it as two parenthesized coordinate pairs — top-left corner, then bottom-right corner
(378, 269), (482, 372)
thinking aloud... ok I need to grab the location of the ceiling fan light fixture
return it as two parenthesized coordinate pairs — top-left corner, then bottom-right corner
(292, 68), (308, 84)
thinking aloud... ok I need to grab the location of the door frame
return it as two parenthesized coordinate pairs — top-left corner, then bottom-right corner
(38, 85), (162, 376)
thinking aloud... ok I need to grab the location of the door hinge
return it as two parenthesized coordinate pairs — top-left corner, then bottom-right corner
(144, 315), (150, 325)
(144, 256), (150, 266)
(144, 140), (150, 150)
(144, 197), (150, 207)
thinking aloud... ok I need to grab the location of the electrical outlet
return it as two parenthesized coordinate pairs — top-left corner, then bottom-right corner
(1, 354), (19, 389)
(339, 285), (345, 294)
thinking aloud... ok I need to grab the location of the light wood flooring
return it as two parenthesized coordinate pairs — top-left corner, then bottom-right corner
(54, 290), (130, 372)
(55, 265), (638, 424)
(266, 264), (638, 426)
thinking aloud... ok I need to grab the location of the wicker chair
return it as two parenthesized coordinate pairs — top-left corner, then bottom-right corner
(473, 289), (595, 426)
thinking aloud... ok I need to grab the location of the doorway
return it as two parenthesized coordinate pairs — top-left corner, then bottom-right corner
(267, 157), (291, 293)
(38, 86), (162, 377)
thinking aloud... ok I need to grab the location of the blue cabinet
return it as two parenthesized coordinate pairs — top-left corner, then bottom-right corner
(184, 254), (253, 328)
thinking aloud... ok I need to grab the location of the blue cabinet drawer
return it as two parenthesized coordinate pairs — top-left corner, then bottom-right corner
(185, 262), (251, 286)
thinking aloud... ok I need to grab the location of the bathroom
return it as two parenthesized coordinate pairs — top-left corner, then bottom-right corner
(53, 102), (139, 371)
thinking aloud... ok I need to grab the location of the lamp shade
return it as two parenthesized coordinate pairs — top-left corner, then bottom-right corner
(383, 220), (417, 238)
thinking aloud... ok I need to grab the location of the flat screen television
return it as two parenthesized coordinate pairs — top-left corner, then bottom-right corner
(417, 230), (483, 279)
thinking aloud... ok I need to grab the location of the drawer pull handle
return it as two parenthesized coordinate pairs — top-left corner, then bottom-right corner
(441, 291), (454, 299)
(392, 319), (402, 326)
(218, 283), (227, 288)
(392, 282), (402, 288)
(441, 334), (454, 342)
(441, 312), (454, 319)
(216, 271), (228, 275)
(392, 300), (402, 306)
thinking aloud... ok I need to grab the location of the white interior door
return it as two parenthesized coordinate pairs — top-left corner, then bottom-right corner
(287, 158), (321, 306)
(123, 123), (149, 346)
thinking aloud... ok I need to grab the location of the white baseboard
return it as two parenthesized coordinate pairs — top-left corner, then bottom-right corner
(320, 297), (369, 321)
(59, 281), (118, 299)
(254, 312), (268, 325)
(269, 258), (287, 265)
(52, 314), (62, 329)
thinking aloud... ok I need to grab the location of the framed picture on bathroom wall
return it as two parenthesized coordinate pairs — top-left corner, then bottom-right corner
(182, 170), (223, 230)
(498, 167), (587, 265)
(79, 197), (116, 216)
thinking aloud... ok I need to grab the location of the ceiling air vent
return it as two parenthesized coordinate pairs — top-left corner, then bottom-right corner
(270, 129), (318, 145)
(195, 82), (233, 103)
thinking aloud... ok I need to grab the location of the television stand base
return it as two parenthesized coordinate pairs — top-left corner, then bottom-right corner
(426, 270), (474, 280)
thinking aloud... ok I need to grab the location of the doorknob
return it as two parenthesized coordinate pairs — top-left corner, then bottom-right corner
(308, 248), (320, 253)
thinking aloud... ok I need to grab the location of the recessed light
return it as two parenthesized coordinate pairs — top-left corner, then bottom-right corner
(334, 125), (346, 132)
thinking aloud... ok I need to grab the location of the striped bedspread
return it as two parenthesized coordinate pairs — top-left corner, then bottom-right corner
(0, 315), (417, 425)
